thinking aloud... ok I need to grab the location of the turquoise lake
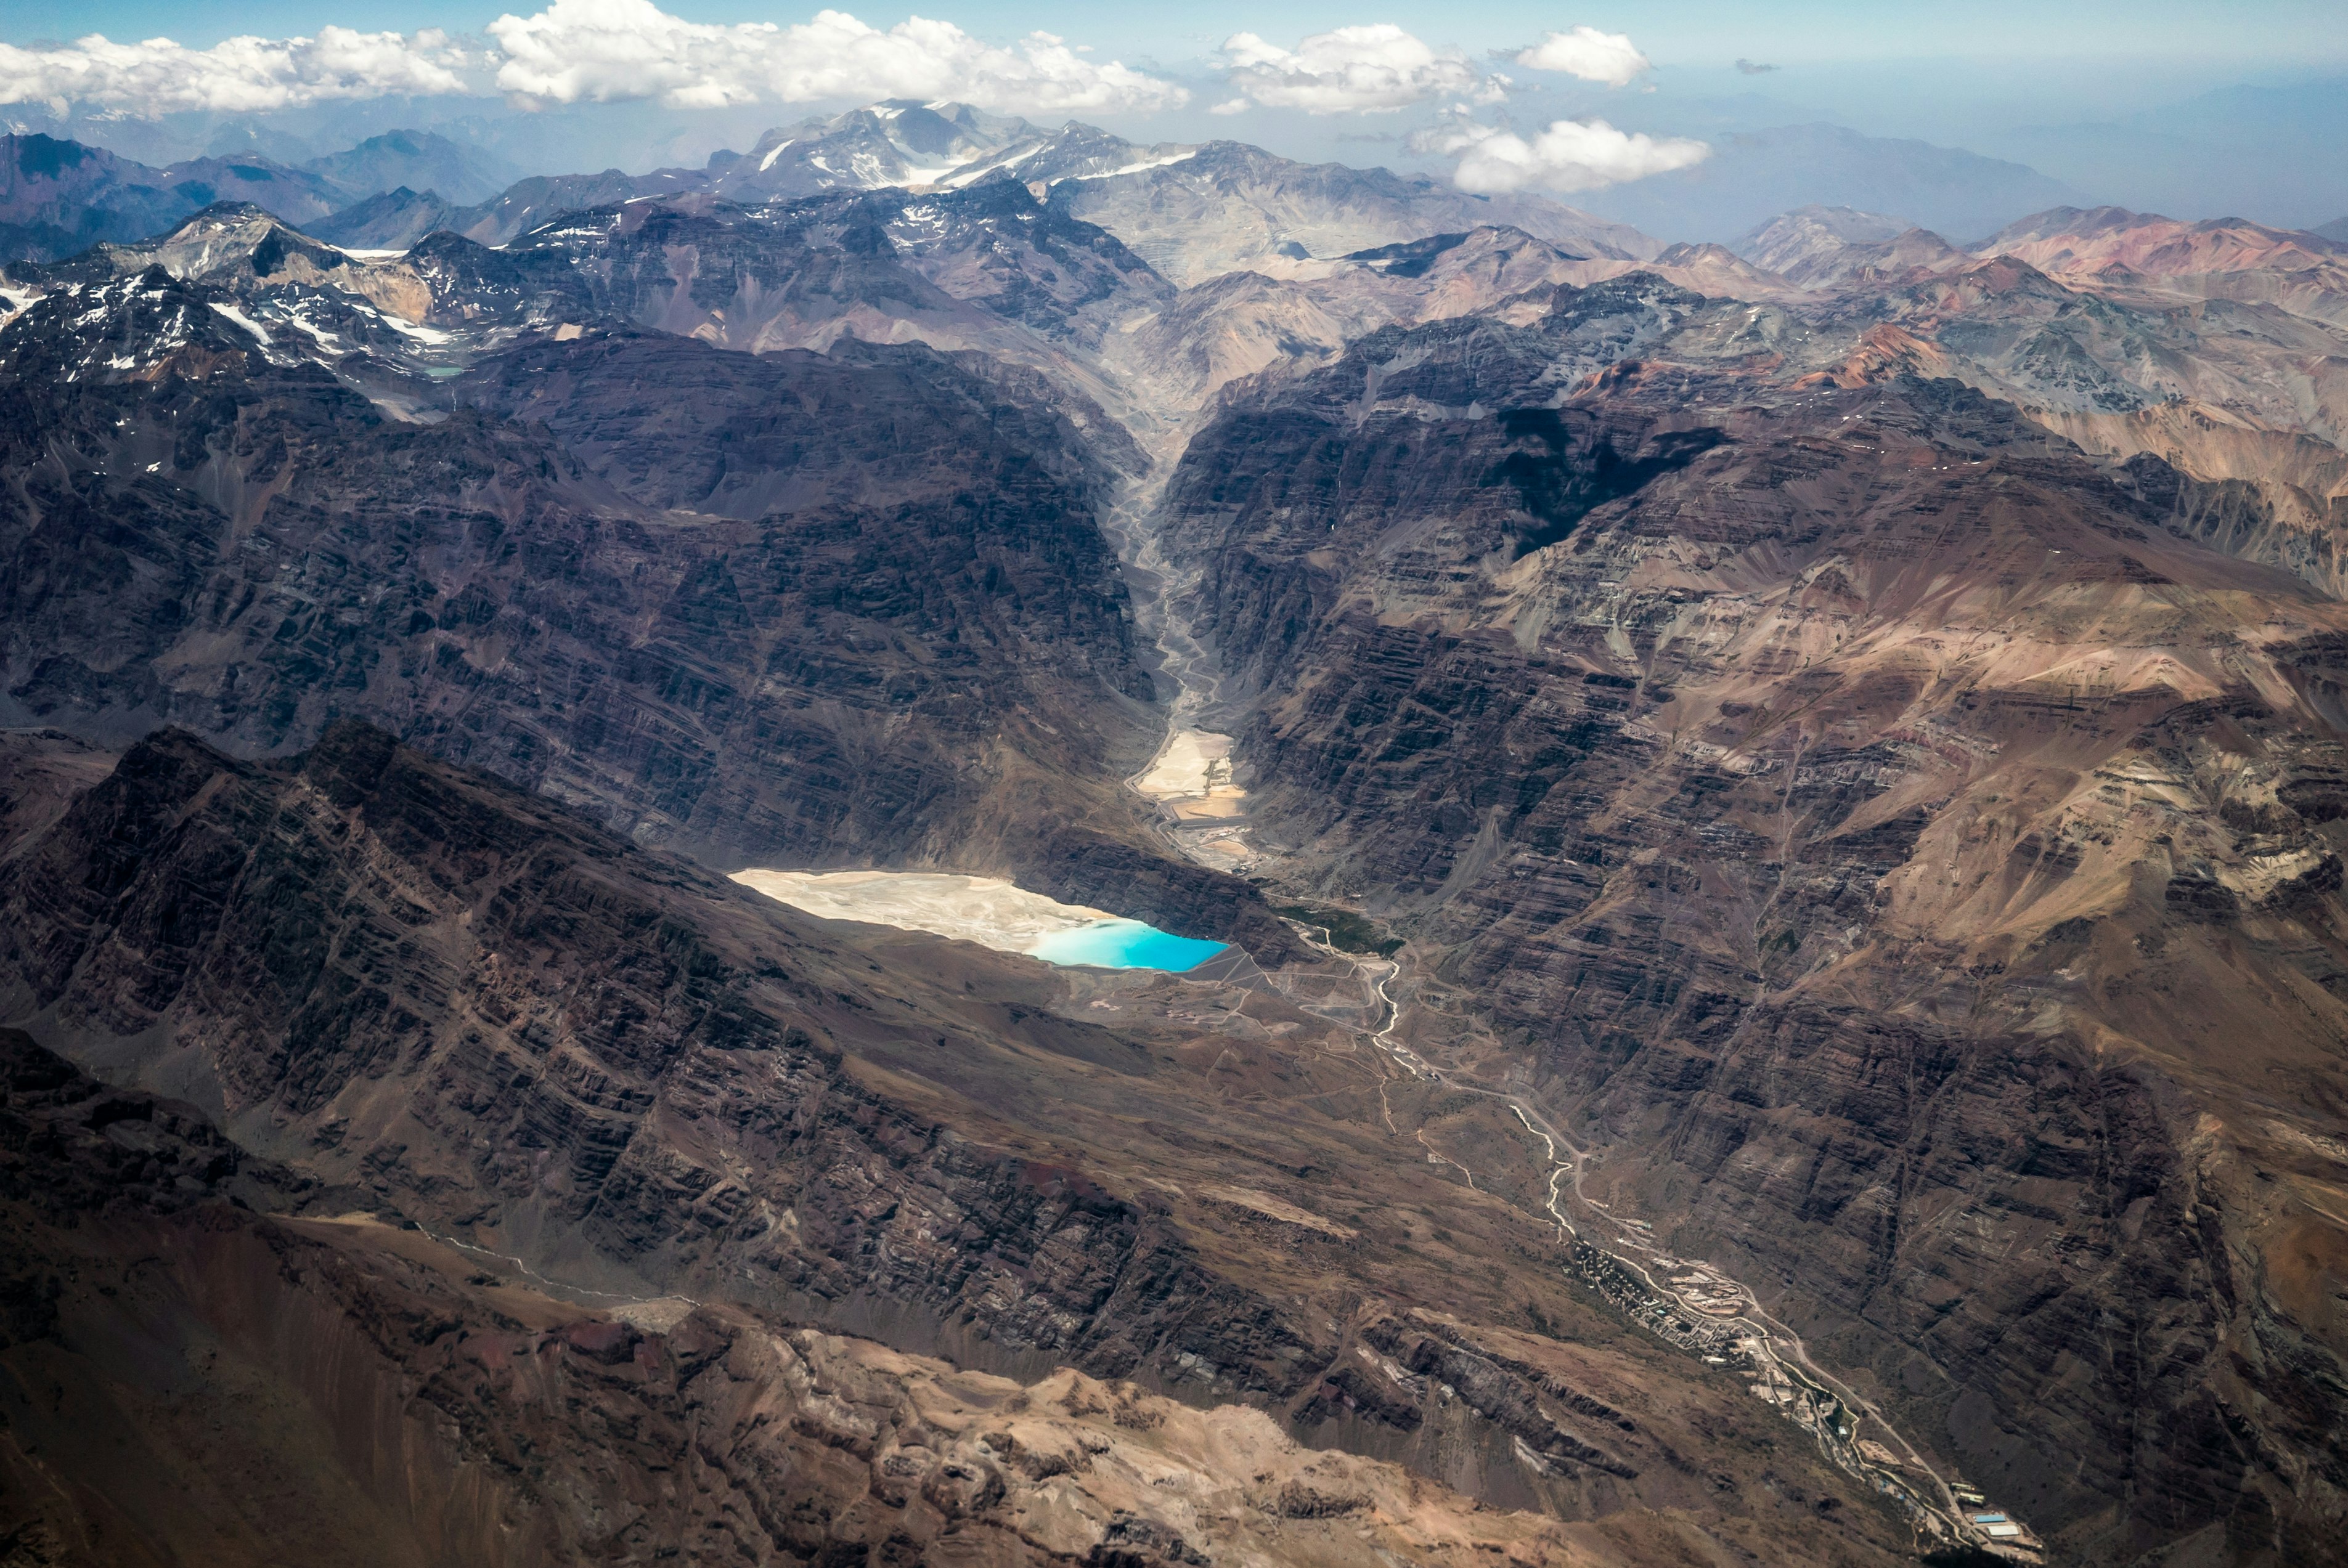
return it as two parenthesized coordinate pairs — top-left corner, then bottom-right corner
(1026, 919), (1228, 972)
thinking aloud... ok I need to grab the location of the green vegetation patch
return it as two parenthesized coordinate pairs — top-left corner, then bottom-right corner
(1275, 904), (1404, 957)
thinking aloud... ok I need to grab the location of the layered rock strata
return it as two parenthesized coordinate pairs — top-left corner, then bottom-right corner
(0, 266), (1295, 956)
(1162, 280), (2348, 1562)
(0, 1027), (1793, 1567)
(0, 725), (1910, 1561)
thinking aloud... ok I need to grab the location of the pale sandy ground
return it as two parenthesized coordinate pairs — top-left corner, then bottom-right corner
(731, 869), (1122, 957)
(1135, 728), (1233, 799)
(1135, 729), (1252, 824)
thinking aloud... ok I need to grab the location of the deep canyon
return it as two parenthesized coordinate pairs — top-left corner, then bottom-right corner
(4, 99), (2348, 1567)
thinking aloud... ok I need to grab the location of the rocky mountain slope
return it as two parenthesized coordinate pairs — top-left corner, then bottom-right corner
(307, 184), (470, 250)
(0, 250), (1295, 956)
(0, 724), (1911, 1564)
(1154, 275), (2348, 1562)
(703, 100), (1189, 203)
(1665, 208), (2348, 598)
(1734, 208), (1967, 290)
(1737, 206), (1914, 274)
(1971, 206), (2348, 331)
(303, 105), (1658, 282)
(0, 1062), (1653, 1568)
(0, 130), (505, 264)
(332, 166), (712, 251)
(12, 141), (2348, 1566)
(298, 128), (518, 208)
(1739, 203), (2348, 327)
(1048, 141), (1659, 289)
(33, 186), (1176, 419)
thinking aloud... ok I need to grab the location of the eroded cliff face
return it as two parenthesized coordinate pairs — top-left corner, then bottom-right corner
(0, 270), (1296, 957)
(0, 1026), (1820, 1568)
(1043, 142), (1655, 290)
(12, 177), (2348, 1562)
(0, 723), (1231, 1365)
(0, 726), (1913, 1562)
(1162, 285), (2348, 1562)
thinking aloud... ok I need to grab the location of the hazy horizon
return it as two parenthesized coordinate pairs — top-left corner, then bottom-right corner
(5, 4), (2346, 236)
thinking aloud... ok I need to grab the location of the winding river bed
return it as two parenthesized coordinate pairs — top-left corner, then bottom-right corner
(1099, 469), (2020, 1555)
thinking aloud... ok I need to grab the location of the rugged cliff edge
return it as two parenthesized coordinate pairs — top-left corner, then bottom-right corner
(0, 1025), (1823, 1567)
(0, 725), (1911, 1562)
(1160, 280), (2348, 1562)
(12, 168), (2348, 1563)
(0, 265), (1298, 959)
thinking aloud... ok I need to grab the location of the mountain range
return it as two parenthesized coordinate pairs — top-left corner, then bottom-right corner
(1983, 78), (2348, 237)
(5, 97), (2348, 1567)
(1573, 123), (2081, 246)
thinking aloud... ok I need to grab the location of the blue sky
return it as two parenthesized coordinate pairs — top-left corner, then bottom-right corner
(5, 3), (2344, 229)
(8, 1), (2344, 73)
(4, 4), (2340, 160)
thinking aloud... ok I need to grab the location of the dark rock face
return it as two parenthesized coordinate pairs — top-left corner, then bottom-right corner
(0, 1032), (1724, 1568)
(1163, 282), (2348, 1561)
(485, 181), (1173, 366)
(0, 728), (1912, 1562)
(308, 185), (467, 250)
(0, 725), (1270, 1375)
(2, 134), (194, 262)
(0, 267), (1294, 954)
(0, 134), (367, 262)
(1045, 140), (1655, 287)
(0, 1026), (307, 1223)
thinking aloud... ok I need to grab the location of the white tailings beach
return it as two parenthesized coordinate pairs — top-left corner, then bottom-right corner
(731, 870), (1227, 971)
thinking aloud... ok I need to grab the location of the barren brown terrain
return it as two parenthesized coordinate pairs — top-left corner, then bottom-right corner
(6, 112), (2348, 1566)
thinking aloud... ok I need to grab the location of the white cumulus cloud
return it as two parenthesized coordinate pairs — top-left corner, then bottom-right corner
(1422, 115), (1709, 194)
(487, 0), (1187, 113)
(1515, 26), (1651, 88)
(1216, 25), (1500, 115)
(0, 28), (469, 115)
